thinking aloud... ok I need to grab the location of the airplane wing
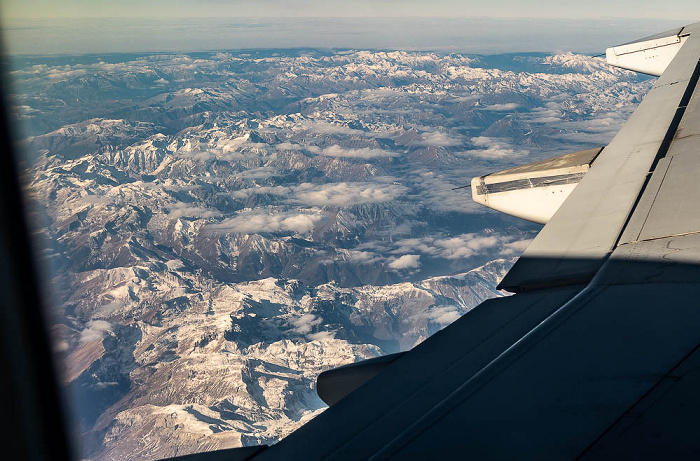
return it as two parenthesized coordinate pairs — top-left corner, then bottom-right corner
(239, 21), (700, 460)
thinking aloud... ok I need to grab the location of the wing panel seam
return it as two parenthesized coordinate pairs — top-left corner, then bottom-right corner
(613, 58), (700, 251)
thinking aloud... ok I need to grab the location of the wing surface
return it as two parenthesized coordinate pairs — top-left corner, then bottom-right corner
(248, 21), (700, 460)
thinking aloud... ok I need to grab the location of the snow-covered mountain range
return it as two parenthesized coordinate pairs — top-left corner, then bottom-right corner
(9, 49), (651, 460)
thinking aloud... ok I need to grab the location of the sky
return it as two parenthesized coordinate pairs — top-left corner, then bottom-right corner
(2, 0), (699, 20)
(1, 1), (698, 55)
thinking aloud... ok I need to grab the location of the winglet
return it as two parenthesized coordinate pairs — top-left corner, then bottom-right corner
(606, 27), (689, 76)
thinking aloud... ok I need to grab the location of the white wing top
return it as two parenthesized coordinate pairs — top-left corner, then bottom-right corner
(606, 26), (690, 76)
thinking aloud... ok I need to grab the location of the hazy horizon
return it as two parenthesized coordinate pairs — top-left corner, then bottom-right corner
(1, 16), (690, 56)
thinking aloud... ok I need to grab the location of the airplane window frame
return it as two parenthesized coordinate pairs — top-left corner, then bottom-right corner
(0, 50), (74, 460)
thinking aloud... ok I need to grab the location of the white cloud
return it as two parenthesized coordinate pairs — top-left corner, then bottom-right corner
(344, 250), (382, 264)
(299, 120), (364, 136)
(316, 145), (398, 159)
(211, 211), (324, 234)
(290, 313), (323, 334)
(468, 136), (527, 159)
(293, 182), (406, 206)
(389, 254), (421, 269)
(168, 202), (221, 219)
(522, 106), (562, 124)
(500, 238), (533, 256)
(231, 181), (406, 207)
(45, 67), (89, 80)
(238, 166), (278, 179)
(391, 232), (524, 260)
(80, 320), (112, 344)
(277, 142), (396, 158)
(426, 306), (461, 327)
(391, 238), (438, 255)
(308, 331), (336, 341)
(409, 131), (463, 147)
(479, 102), (521, 111)
(277, 142), (305, 151)
(433, 235), (501, 259)
(406, 169), (481, 213)
(231, 185), (290, 200)
(280, 214), (322, 233)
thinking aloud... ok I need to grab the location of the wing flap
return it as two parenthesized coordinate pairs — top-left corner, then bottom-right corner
(316, 352), (404, 406)
(471, 147), (603, 224)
